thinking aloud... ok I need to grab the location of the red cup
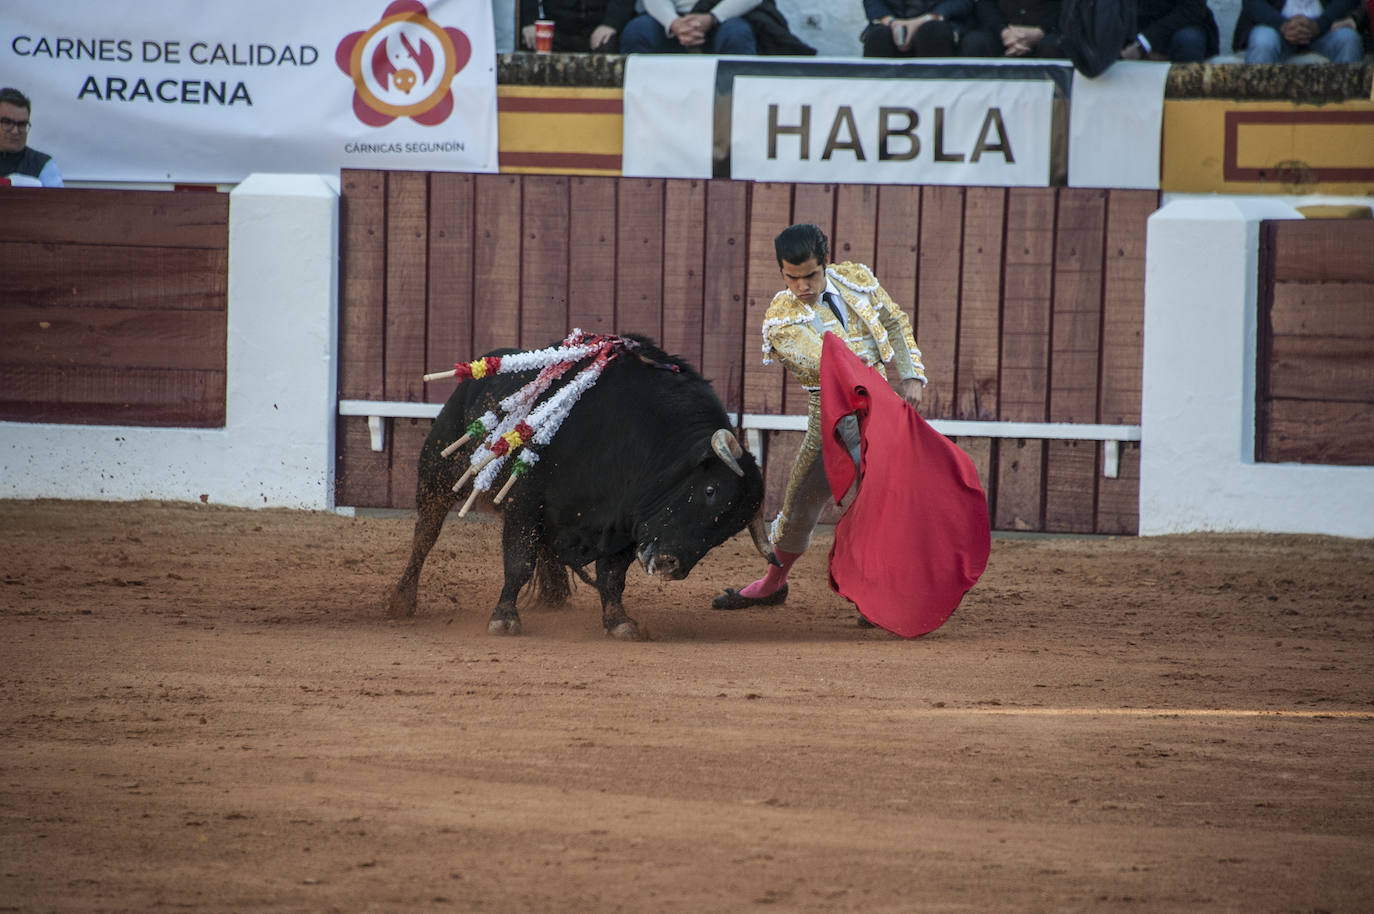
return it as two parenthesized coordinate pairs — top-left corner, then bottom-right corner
(535, 20), (554, 53)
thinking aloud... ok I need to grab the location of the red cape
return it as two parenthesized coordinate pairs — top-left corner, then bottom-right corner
(820, 333), (990, 637)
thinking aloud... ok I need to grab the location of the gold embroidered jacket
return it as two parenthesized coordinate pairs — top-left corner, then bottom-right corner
(760, 261), (927, 544)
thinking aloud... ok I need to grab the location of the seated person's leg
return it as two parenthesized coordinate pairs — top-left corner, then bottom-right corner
(1033, 33), (1067, 58)
(551, 29), (593, 52)
(710, 17), (758, 54)
(620, 14), (674, 53)
(1167, 24), (1207, 61)
(863, 24), (902, 57)
(1310, 26), (1363, 62)
(959, 28), (1002, 57)
(1243, 24), (1285, 63)
(913, 19), (958, 56)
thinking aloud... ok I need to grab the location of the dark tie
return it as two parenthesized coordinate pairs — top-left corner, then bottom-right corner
(825, 292), (846, 329)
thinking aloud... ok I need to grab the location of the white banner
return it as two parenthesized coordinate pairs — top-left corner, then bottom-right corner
(730, 74), (1055, 186)
(621, 55), (717, 180)
(0, 0), (497, 183)
(623, 57), (1167, 190)
(1068, 63), (1168, 190)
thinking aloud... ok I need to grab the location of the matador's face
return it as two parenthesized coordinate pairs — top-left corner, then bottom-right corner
(779, 257), (827, 306)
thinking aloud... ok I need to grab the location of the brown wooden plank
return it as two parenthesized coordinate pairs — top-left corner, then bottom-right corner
(1046, 189), (1107, 533)
(335, 416), (391, 508)
(1262, 399), (1374, 465)
(1270, 219), (1374, 283)
(785, 184), (835, 415)
(615, 178), (664, 340)
(873, 185), (921, 328)
(1044, 439), (1096, 533)
(758, 430), (842, 529)
(661, 179), (707, 370)
(0, 305), (226, 371)
(791, 183), (835, 241)
(915, 185), (964, 420)
(339, 170), (387, 401)
(1049, 187), (1106, 423)
(384, 172), (430, 404)
(1255, 220), (1279, 455)
(956, 187), (1004, 421)
(744, 183), (792, 415)
(568, 176), (618, 338)
(701, 180), (749, 413)
(388, 418), (433, 510)
(1271, 282), (1374, 338)
(1268, 335), (1374, 402)
(999, 188), (1054, 423)
(833, 184), (878, 269)
(1095, 441), (1140, 534)
(950, 437), (994, 514)
(762, 429), (801, 523)
(0, 187), (228, 248)
(0, 364), (224, 427)
(0, 242), (226, 310)
(1099, 190), (1155, 425)
(993, 437), (1044, 532)
(472, 174), (524, 356)
(424, 173), (475, 406)
(519, 175), (570, 348)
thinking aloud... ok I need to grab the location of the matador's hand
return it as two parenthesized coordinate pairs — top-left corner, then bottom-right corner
(898, 377), (925, 412)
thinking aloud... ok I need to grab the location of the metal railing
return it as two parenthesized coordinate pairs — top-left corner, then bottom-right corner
(339, 399), (1141, 478)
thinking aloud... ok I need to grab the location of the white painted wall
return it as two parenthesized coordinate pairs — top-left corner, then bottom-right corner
(0, 174), (341, 510)
(1139, 196), (1374, 538)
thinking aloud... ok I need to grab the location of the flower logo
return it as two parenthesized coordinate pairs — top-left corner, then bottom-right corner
(336, 0), (472, 127)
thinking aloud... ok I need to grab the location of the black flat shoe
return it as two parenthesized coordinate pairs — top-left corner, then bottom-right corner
(711, 584), (788, 610)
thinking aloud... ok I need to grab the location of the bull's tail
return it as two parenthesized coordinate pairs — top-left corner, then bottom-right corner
(522, 544), (574, 608)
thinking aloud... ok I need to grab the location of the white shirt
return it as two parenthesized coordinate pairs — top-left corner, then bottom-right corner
(1281, 0), (1323, 17)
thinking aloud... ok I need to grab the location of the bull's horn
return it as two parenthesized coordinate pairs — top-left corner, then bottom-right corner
(711, 429), (745, 478)
(747, 512), (781, 567)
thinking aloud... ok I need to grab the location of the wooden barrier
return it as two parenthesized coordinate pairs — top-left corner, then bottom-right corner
(337, 171), (1155, 534)
(0, 187), (229, 427)
(1257, 218), (1374, 466)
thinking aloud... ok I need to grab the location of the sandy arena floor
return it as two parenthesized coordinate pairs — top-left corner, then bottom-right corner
(1, 499), (1372, 913)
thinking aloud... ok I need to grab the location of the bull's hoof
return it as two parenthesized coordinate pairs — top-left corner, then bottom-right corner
(487, 615), (522, 636)
(385, 586), (417, 619)
(606, 620), (642, 641)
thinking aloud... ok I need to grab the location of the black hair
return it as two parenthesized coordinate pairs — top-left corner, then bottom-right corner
(0, 88), (31, 112)
(774, 223), (828, 269)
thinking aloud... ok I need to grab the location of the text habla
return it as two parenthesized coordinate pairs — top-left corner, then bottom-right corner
(767, 104), (1015, 164)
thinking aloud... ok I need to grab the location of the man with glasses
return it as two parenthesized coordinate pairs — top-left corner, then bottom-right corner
(1, 88), (63, 187)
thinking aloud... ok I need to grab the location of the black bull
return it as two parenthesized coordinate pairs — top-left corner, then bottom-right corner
(386, 336), (777, 639)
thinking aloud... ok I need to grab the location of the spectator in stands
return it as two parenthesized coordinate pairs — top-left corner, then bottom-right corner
(862, 0), (972, 56)
(960, 0), (1066, 57)
(1233, 0), (1363, 62)
(0, 88), (62, 188)
(1120, 0), (1219, 62)
(519, 1), (635, 52)
(621, 0), (763, 53)
(1348, 1), (1373, 56)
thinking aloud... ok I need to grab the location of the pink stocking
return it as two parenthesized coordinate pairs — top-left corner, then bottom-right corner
(737, 548), (802, 598)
